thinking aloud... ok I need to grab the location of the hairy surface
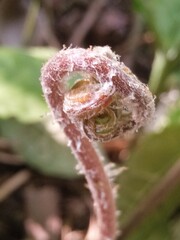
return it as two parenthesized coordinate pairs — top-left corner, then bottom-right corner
(40, 46), (155, 239)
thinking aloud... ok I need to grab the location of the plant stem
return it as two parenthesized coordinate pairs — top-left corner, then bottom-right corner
(148, 49), (169, 95)
(41, 46), (155, 239)
(41, 68), (117, 240)
(64, 123), (117, 239)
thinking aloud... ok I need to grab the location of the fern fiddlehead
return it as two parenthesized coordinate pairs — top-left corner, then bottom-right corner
(40, 46), (155, 240)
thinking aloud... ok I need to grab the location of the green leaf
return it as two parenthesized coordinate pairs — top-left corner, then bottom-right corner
(0, 47), (47, 122)
(167, 99), (180, 126)
(27, 47), (58, 61)
(118, 124), (180, 239)
(0, 119), (77, 178)
(134, 0), (180, 52)
(124, 183), (180, 240)
(171, 215), (180, 240)
(166, 70), (180, 90)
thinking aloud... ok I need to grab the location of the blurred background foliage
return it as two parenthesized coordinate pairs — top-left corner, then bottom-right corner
(0, 0), (179, 240)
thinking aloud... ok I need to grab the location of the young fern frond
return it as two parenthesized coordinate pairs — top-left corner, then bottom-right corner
(40, 46), (155, 240)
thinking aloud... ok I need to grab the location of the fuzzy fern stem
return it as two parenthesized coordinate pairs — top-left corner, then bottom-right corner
(40, 46), (155, 240)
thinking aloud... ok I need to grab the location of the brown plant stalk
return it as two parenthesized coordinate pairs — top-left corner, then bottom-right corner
(40, 46), (154, 240)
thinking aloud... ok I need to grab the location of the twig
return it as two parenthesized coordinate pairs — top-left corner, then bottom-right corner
(21, 0), (40, 45)
(119, 159), (180, 239)
(0, 170), (31, 202)
(68, 0), (107, 46)
(115, 15), (144, 69)
(38, 9), (61, 48)
(0, 152), (23, 165)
